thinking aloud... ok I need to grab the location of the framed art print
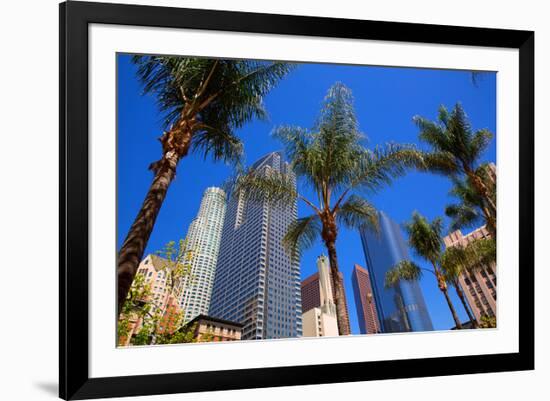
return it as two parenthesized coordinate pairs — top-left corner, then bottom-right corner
(60, 1), (534, 399)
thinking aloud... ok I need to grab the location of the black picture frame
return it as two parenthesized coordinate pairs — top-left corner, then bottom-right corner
(59, 1), (534, 399)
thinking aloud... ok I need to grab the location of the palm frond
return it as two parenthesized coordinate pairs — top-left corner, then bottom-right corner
(464, 237), (496, 268)
(445, 203), (481, 231)
(191, 125), (243, 165)
(282, 214), (322, 259)
(413, 114), (449, 151)
(131, 56), (293, 164)
(404, 212), (443, 263)
(421, 151), (459, 175)
(469, 129), (493, 158)
(271, 125), (322, 192)
(385, 260), (423, 288)
(336, 195), (379, 233)
(445, 170), (494, 232)
(415, 103), (494, 176)
(441, 246), (468, 281)
(233, 168), (297, 204)
(352, 143), (425, 193)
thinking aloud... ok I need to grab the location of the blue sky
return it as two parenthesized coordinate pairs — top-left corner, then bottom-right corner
(117, 54), (496, 333)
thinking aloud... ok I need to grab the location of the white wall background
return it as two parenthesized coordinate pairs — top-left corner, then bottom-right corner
(0, 0), (546, 400)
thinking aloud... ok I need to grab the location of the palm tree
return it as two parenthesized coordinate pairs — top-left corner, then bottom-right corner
(414, 104), (496, 234)
(235, 83), (424, 335)
(445, 163), (496, 236)
(440, 246), (479, 328)
(384, 212), (463, 329)
(117, 56), (294, 314)
(442, 235), (496, 328)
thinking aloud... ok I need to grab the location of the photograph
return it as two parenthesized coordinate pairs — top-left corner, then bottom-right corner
(116, 54), (497, 347)
(0, 0), (542, 400)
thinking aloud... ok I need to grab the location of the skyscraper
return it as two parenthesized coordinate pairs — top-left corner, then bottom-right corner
(209, 152), (303, 340)
(443, 226), (496, 323)
(352, 264), (380, 334)
(179, 187), (226, 323)
(302, 255), (339, 337)
(360, 211), (433, 333)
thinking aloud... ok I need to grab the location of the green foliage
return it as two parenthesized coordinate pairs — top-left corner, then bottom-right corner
(117, 318), (131, 346)
(414, 104), (496, 237)
(235, 83), (422, 258)
(117, 273), (153, 346)
(385, 260), (423, 288)
(440, 246), (469, 282)
(233, 168), (298, 205)
(282, 215), (322, 258)
(445, 164), (496, 232)
(414, 104), (493, 178)
(414, 103), (493, 175)
(479, 315), (497, 329)
(336, 195), (379, 232)
(156, 323), (198, 345)
(118, 239), (194, 347)
(465, 237), (497, 268)
(132, 322), (154, 346)
(132, 56), (294, 165)
(154, 238), (194, 294)
(403, 212), (444, 265)
(440, 238), (496, 290)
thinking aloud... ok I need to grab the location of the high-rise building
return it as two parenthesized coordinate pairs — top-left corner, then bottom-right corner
(360, 211), (433, 333)
(443, 226), (496, 323)
(352, 264), (381, 334)
(179, 187), (227, 323)
(209, 152), (303, 340)
(301, 257), (350, 333)
(301, 256), (339, 337)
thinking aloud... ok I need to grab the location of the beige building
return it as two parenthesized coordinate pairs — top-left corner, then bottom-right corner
(183, 315), (243, 342)
(444, 226), (496, 323)
(135, 254), (184, 315)
(302, 307), (339, 337)
(119, 254), (184, 346)
(301, 255), (339, 337)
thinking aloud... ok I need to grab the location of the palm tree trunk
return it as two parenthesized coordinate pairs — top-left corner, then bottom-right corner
(434, 269), (462, 329)
(441, 287), (462, 329)
(482, 206), (497, 237)
(454, 283), (479, 328)
(325, 240), (351, 335)
(117, 150), (179, 315)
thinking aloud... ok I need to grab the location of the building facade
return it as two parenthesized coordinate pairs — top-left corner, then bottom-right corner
(360, 211), (433, 333)
(182, 315), (243, 342)
(179, 187), (227, 323)
(302, 307), (339, 337)
(443, 226), (496, 323)
(301, 256), (350, 334)
(119, 254), (183, 346)
(301, 255), (340, 337)
(209, 152), (303, 340)
(351, 264), (381, 334)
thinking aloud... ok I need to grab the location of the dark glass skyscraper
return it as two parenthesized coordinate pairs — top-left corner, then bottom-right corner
(209, 152), (303, 340)
(360, 211), (433, 333)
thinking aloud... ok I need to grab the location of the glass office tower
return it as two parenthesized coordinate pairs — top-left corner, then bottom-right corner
(360, 211), (433, 333)
(209, 152), (303, 340)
